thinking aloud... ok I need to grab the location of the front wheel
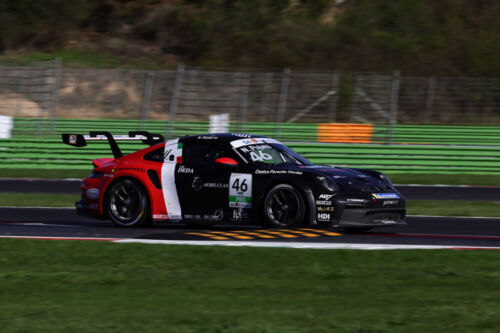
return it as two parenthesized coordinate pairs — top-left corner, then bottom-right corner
(264, 184), (305, 228)
(106, 179), (150, 227)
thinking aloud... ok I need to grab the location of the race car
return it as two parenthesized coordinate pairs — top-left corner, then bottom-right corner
(62, 131), (406, 231)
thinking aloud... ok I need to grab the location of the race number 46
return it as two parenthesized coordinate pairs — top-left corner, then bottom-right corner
(229, 173), (252, 208)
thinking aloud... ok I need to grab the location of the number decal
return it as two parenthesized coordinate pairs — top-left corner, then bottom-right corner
(249, 150), (272, 162)
(229, 173), (252, 208)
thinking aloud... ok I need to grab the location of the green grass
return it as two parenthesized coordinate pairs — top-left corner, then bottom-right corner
(0, 193), (78, 207)
(1, 239), (500, 332)
(1, 194), (499, 217)
(0, 50), (163, 69)
(2, 169), (500, 186)
(408, 200), (500, 217)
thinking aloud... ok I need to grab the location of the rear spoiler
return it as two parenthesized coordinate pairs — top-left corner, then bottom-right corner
(62, 131), (164, 159)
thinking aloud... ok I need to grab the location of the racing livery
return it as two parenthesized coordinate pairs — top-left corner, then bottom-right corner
(62, 131), (406, 231)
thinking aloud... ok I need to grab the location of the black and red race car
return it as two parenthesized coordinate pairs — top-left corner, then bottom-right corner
(62, 131), (406, 231)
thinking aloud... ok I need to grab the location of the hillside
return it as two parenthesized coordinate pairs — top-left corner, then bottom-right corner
(0, 0), (499, 76)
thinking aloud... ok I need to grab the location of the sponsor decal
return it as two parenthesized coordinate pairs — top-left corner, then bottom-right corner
(231, 208), (248, 221)
(230, 138), (280, 148)
(255, 169), (303, 175)
(383, 200), (399, 206)
(232, 133), (252, 138)
(333, 175), (347, 179)
(86, 188), (100, 200)
(203, 209), (224, 222)
(183, 214), (201, 220)
(372, 193), (400, 199)
(192, 176), (202, 191)
(317, 206), (334, 212)
(347, 198), (367, 202)
(319, 194), (333, 200)
(69, 135), (77, 144)
(229, 173), (252, 208)
(153, 214), (169, 219)
(197, 136), (218, 140)
(203, 182), (229, 189)
(316, 200), (331, 206)
(177, 165), (194, 173)
(317, 213), (331, 222)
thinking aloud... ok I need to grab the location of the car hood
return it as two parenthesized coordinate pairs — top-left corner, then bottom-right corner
(298, 165), (396, 193)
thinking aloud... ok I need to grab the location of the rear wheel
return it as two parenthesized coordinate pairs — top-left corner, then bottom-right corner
(106, 179), (150, 227)
(264, 184), (305, 228)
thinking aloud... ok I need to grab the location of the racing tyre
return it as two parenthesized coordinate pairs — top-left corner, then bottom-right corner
(106, 178), (150, 227)
(264, 184), (305, 228)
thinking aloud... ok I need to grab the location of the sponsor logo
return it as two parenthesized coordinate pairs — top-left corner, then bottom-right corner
(317, 213), (330, 221)
(183, 214), (201, 220)
(372, 193), (400, 199)
(316, 200), (331, 205)
(317, 206), (334, 212)
(197, 136), (218, 140)
(255, 169), (303, 175)
(319, 194), (333, 200)
(86, 188), (100, 200)
(203, 209), (224, 221)
(231, 208), (248, 221)
(347, 198), (367, 202)
(153, 214), (169, 219)
(177, 165), (194, 173)
(192, 176), (202, 191)
(203, 183), (229, 189)
(69, 135), (77, 144)
(383, 200), (399, 206)
(232, 133), (252, 138)
(117, 167), (145, 172)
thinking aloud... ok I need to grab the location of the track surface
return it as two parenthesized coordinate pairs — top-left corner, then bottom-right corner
(1, 179), (499, 201)
(1, 207), (500, 248)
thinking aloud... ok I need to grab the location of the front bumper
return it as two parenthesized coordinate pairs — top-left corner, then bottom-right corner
(75, 197), (105, 220)
(335, 207), (406, 228)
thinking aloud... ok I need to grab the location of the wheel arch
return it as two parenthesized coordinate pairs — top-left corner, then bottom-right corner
(100, 175), (153, 218)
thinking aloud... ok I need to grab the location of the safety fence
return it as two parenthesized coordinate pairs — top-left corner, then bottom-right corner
(10, 118), (500, 146)
(1, 138), (499, 175)
(0, 62), (499, 136)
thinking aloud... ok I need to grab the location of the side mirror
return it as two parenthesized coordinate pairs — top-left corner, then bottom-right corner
(215, 157), (238, 166)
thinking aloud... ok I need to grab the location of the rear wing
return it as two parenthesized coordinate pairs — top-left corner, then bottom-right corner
(62, 131), (164, 159)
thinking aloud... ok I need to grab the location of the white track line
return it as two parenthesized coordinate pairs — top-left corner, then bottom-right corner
(0, 235), (498, 250)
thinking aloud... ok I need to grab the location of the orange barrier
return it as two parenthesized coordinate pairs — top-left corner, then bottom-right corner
(318, 123), (373, 143)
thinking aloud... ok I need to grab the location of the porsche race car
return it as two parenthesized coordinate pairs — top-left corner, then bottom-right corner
(62, 131), (406, 231)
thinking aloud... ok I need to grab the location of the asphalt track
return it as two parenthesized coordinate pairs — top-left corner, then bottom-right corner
(1, 207), (500, 248)
(2, 178), (500, 201)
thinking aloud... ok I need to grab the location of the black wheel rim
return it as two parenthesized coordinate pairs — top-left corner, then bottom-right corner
(110, 182), (142, 224)
(265, 188), (301, 226)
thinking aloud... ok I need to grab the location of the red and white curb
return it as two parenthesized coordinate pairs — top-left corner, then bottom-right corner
(1, 235), (499, 250)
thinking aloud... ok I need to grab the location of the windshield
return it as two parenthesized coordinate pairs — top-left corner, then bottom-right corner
(233, 142), (312, 166)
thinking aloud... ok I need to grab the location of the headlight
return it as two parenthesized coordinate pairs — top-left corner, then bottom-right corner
(317, 176), (338, 192)
(378, 173), (393, 186)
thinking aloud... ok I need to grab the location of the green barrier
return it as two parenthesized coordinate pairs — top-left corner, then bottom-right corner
(1, 138), (499, 174)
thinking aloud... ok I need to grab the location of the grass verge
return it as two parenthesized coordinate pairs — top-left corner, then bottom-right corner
(0, 194), (498, 217)
(1, 239), (500, 332)
(407, 200), (500, 217)
(2, 169), (500, 186)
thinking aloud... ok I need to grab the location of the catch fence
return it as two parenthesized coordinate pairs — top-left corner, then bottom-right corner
(0, 60), (498, 142)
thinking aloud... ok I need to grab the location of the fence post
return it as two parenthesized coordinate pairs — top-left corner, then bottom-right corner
(139, 70), (155, 130)
(49, 57), (62, 135)
(386, 70), (400, 144)
(349, 74), (360, 122)
(424, 76), (436, 124)
(36, 65), (53, 137)
(329, 73), (340, 122)
(275, 68), (290, 139)
(237, 72), (249, 132)
(166, 64), (185, 137)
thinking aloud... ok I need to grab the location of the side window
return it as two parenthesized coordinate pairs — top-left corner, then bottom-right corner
(143, 148), (164, 162)
(183, 143), (213, 165)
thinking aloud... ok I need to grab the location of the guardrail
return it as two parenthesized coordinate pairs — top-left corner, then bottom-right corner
(1, 138), (499, 175)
